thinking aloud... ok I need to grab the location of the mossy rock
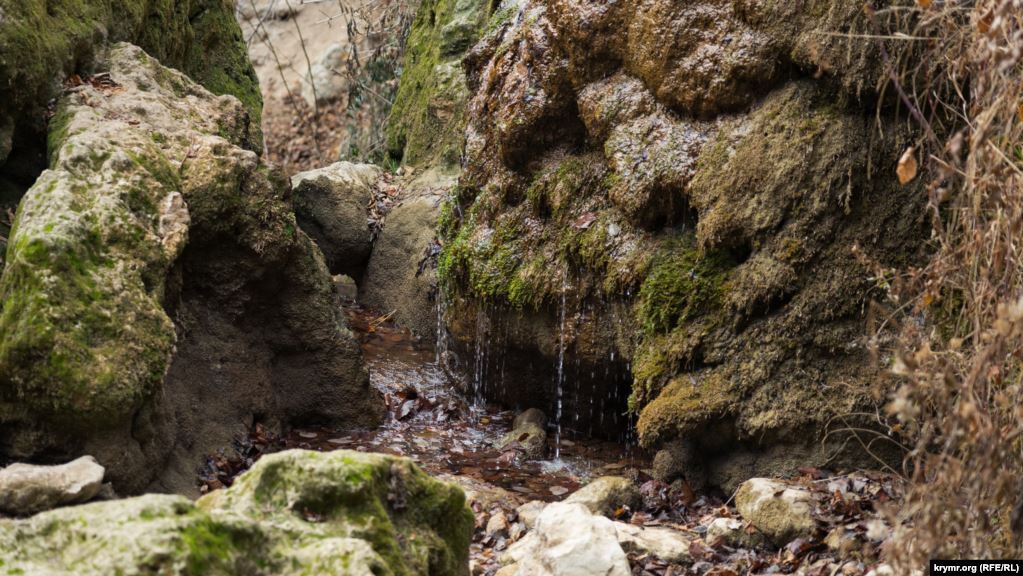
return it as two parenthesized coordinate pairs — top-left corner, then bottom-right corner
(0, 450), (474, 575)
(386, 0), (491, 167)
(0, 0), (262, 168)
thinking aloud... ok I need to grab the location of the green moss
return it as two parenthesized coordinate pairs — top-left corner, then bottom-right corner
(637, 236), (733, 335)
(386, 0), (489, 167)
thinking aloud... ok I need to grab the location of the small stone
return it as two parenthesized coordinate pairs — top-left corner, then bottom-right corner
(735, 478), (816, 546)
(0, 456), (105, 516)
(486, 510), (510, 537)
(503, 502), (630, 576)
(564, 476), (642, 517)
(613, 522), (694, 564)
(824, 527), (862, 556)
(705, 517), (766, 549)
(513, 408), (547, 429)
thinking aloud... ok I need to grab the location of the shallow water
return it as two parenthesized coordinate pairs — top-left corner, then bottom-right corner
(283, 305), (651, 502)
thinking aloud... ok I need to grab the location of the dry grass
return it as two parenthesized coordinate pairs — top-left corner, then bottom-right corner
(869, 0), (1023, 567)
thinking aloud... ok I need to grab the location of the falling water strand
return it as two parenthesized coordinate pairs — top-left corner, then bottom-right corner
(554, 278), (568, 460)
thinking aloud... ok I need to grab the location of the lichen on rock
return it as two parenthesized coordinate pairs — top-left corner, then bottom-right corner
(0, 450), (474, 576)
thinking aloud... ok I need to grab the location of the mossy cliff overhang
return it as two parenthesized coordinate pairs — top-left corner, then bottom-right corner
(0, 0), (263, 171)
(0, 450), (474, 575)
(436, 0), (927, 478)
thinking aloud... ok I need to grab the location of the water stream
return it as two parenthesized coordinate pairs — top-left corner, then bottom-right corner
(281, 305), (649, 502)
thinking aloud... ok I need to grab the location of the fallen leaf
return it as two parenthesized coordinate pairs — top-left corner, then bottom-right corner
(897, 147), (918, 185)
(916, 0), (931, 7)
(573, 212), (598, 229)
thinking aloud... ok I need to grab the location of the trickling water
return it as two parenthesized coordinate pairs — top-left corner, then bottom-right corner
(554, 276), (568, 459)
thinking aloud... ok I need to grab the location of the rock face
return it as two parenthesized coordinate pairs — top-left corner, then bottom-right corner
(436, 0), (926, 480)
(0, 450), (474, 575)
(292, 161), (380, 277)
(735, 478), (816, 546)
(386, 0), (491, 167)
(503, 502), (631, 576)
(0, 456), (105, 516)
(0, 44), (381, 494)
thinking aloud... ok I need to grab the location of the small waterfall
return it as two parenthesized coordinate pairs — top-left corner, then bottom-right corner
(554, 276), (568, 460)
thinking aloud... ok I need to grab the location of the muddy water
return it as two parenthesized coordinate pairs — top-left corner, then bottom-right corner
(284, 305), (650, 502)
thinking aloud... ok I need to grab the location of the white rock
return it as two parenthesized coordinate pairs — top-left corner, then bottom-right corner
(613, 522), (693, 564)
(0, 456), (105, 516)
(302, 43), (350, 107)
(516, 500), (546, 530)
(735, 478), (815, 545)
(486, 509), (510, 537)
(504, 502), (630, 576)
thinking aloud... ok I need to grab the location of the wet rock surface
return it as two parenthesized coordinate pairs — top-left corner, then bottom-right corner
(438, 0), (926, 483)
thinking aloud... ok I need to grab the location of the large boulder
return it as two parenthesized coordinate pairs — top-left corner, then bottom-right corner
(437, 0), (925, 479)
(0, 450), (474, 575)
(292, 161), (380, 277)
(361, 169), (454, 344)
(0, 44), (382, 494)
(0, 456), (105, 516)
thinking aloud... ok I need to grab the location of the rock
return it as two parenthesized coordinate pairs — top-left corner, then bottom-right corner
(516, 500), (546, 530)
(498, 422), (547, 460)
(302, 43), (351, 107)
(825, 527), (862, 556)
(486, 509), (510, 537)
(735, 478), (816, 546)
(438, 0), (925, 483)
(652, 439), (707, 489)
(0, 450), (473, 575)
(705, 517), (767, 549)
(613, 522), (694, 564)
(0, 44), (381, 494)
(0, 0), (262, 171)
(513, 407), (547, 430)
(0, 456), (105, 516)
(503, 502), (630, 576)
(292, 161), (380, 276)
(360, 168), (454, 344)
(564, 476), (642, 517)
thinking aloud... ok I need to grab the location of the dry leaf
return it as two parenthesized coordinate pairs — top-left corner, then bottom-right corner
(897, 147), (918, 185)
(916, 0), (931, 7)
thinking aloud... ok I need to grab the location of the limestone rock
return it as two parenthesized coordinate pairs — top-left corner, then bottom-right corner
(613, 522), (694, 564)
(0, 44), (381, 494)
(361, 169), (455, 344)
(513, 408), (547, 430)
(0, 450), (473, 575)
(516, 500), (546, 530)
(503, 502), (630, 576)
(564, 476), (642, 517)
(0, 456), (105, 516)
(498, 422), (547, 461)
(735, 478), (816, 546)
(292, 161), (380, 276)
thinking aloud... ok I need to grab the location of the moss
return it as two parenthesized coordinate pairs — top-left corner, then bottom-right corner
(637, 236), (733, 335)
(636, 370), (741, 445)
(386, 0), (489, 167)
